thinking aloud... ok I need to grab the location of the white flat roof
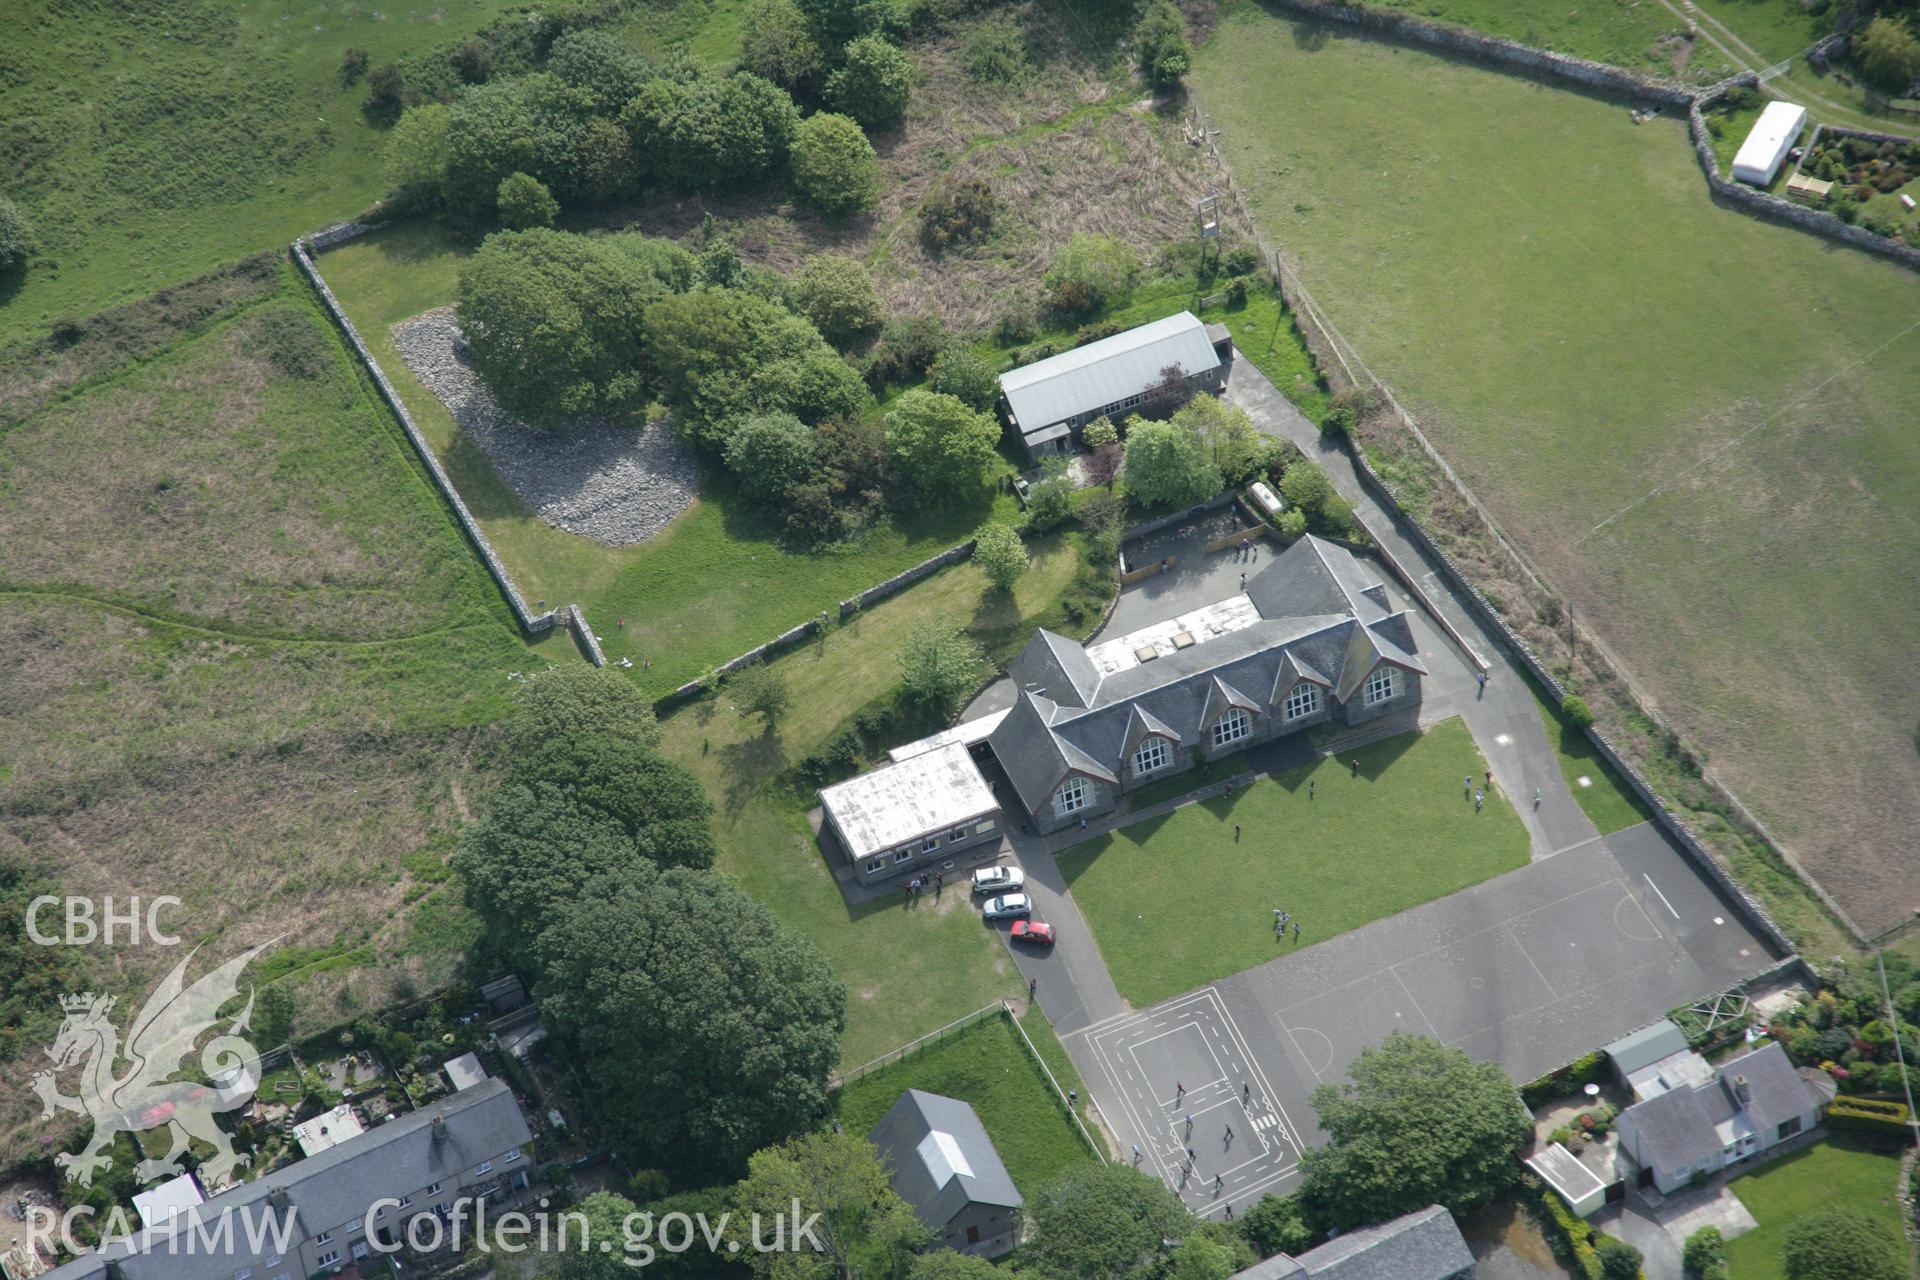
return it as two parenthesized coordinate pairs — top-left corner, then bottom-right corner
(1731, 101), (1806, 185)
(1084, 593), (1264, 676)
(445, 1052), (488, 1092)
(1526, 1143), (1606, 1202)
(821, 742), (999, 859)
(292, 1102), (365, 1156)
(131, 1174), (204, 1228)
(889, 707), (1011, 762)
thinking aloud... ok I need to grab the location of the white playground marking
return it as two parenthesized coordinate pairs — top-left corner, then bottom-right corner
(1088, 988), (1306, 1216)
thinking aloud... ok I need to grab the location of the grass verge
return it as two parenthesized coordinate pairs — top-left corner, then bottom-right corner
(1722, 1138), (1908, 1280)
(1519, 673), (1655, 836)
(1058, 717), (1529, 1006)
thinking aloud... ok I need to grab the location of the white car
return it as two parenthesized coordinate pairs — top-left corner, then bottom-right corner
(982, 893), (1032, 921)
(971, 865), (1025, 896)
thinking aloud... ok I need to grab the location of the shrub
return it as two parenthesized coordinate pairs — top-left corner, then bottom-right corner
(1025, 469), (1073, 535)
(790, 112), (881, 217)
(1321, 402), (1356, 438)
(864, 313), (948, 390)
(1224, 274), (1249, 307)
(1562, 695), (1596, 730)
(1237, 1192), (1316, 1258)
(884, 390), (1000, 498)
(929, 349), (999, 410)
(1045, 232), (1136, 315)
(0, 197), (34, 273)
(963, 19), (1028, 82)
(339, 48), (371, 86)
(366, 63), (409, 121)
(793, 255), (884, 347)
(827, 34), (912, 129)
(623, 71), (799, 192)
(740, 0), (827, 95)
(1684, 1226), (1726, 1279)
(496, 172), (559, 228)
(1134, 0), (1191, 90)
(1278, 508), (1307, 538)
(1083, 416), (1118, 450)
(919, 179), (997, 252)
(452, 37), (493, 85)
(1224, 243), (1262, 276)
(992, 304), (1035, 345)
(1592, 1236), (1641, 1280)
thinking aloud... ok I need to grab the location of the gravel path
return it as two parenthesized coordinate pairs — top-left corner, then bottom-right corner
(392, 307), (697, 546)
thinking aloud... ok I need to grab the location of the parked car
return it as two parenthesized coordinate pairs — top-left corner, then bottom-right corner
(971, 865), (1025, 895)
(982, 894), (1031, 920)
(1010, 919), (1056, 946)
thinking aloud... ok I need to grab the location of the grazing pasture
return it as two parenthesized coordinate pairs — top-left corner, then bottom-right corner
(1194, 8), (1920, 934)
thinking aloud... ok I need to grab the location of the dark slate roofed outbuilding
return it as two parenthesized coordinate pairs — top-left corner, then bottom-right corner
(1230, 1205), (1474, 1280)
(868, 1090), (1022, 1231)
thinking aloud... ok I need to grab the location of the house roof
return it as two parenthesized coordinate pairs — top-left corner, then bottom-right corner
(1620, 1041), (1821, 1176)
(989, 537), (1426, 810)
(40, 1080), (532, 1280)
(1605, 1020), (1692, 1077)
(820, 742), (1000, 859)
(999, 312), (1222, 433)
(869, 1090), (1022, 1229)
(1232, 1206), (1474, 1280)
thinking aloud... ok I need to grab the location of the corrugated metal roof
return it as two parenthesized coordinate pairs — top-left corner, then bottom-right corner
(1000, 312), (1221, 433)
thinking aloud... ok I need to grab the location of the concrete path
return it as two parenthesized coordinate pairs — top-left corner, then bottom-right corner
(1224, 361), (1600, 860)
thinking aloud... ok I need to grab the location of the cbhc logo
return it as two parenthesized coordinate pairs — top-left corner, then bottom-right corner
(25, 896), (183, 946)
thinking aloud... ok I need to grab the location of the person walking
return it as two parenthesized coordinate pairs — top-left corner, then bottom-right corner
(1185, 1114), (1193, 1137)
(1029, 977), (1038, 1000)
(1215, 1173), (1224, 1192)
(1239, 572), (1247, 589)
(1485, 769), (1492, 788)
(1225, 1203), (1233, 1221)
(1474, 789), (1484, 813)
(1176, 1081), (1185, 1101)
(1079, 815), (1087, 832)
(1464, 775), (1472, 799)
(1533, 786), (1542, 807)
(1132, 1144), (1142, 1164)
(1293, 921), (1301, 942)
(1309, 778), (1315, 800)
(1234, 823), (1241, 842)
(1350, 758), (1360, 778)
(1243, 1082), (1251, 1103)
(1224, 1124), (1233, 1141)
(1475, 670), (1488, 697)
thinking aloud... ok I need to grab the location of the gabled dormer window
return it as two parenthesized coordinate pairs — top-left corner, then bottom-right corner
(1365, 667), (1397, 706)
(1055, 776), (1089, 816)
(1211, 708), (1250, 748)
(1132, 737), (1170, 775)
(1284, 683), (1320, 721)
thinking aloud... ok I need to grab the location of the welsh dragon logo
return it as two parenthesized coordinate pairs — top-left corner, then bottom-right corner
(33, 943), (273, 1188)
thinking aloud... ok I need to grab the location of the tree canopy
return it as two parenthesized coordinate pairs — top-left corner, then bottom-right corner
(724, 412), (820, 501)
(534, 866), (846, 1180)
(735, 1130), (928, 1278)
(740, 0), (826, 95)
(1122, 415), (1222, 509)
(827, 35), (912, 130)
(1135, 0), (1192, 90)
(1044, 232), (1137, 314)
(1173, 394), (1270, 486)
(457, 228), (662, 422)
(547, 29), (656, 115)
(1298, 1033), (1531, 1230)
(897, 619), (982, 717)
(624, 70), (799, 190)
(792, 254), (884, 346)
(1023, 1163), (1190, 1280)
(928, 348), (998, 411)
(883, 389), (1001, 498)
(790, 111), (882, 218)
(504, 663), (661, 753)
(1855, 16), (1920, 94)
(496, 171), (559, 228)
(508, 733), (716, 870)
(646, 288), (866, 447)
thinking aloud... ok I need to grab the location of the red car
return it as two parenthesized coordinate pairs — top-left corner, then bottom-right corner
(1010, 919), (1056, 946)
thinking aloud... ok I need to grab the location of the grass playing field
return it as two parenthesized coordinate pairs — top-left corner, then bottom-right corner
(1058, 718), (1530, 1007)
(1722, 1138), (1908, 1280)
(1193, 7), (1920, 935)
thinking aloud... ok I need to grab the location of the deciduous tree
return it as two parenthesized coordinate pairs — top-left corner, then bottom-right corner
(382, 104), (452, 213)
(1298, 1033), (1531, 1229)
(725, 412), (819, 501)
(827, 35), (912, 129)
(535, 865), (846, 1181)
(1855, 16), (1920, 94)
(1135, 0), (1192, 90)
(735, 1131), (928, 1278)
(883, 389), (1000, 498)
(929, 348), (998, 411)
(623, 71), (799, 190)
(509, 734), (716, 870)
(505, 663), (660, 752)
(496, 171), (560, 228)
(898, 619), (982, 716)
(1123, 415), (1221, 508)
(1023, 1164), (1189, 1280)
(793, 254), (884, 345)
(740, 0), (826, 95)
(973, 522), (1028, 592)
(731, 663), (793, 731)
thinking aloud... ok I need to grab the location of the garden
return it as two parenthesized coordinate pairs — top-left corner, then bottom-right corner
(1057, 718), (1530, 1006)
(1720, 1138), (1911, 1280)
(1796, 128), (1920, 239)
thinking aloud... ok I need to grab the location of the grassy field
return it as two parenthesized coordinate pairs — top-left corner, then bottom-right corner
(1722, 1139), (1908, 1280)
(0, 0), (534, 344)
(1058, 718), (1530, 1006)
(1194, 8), (1920, 935)
(655, 532), (1107, 1064)
(0, 263), (553, 1166)
(1367, 0), (1733, 82)
(833, 1012), (1101, 1196)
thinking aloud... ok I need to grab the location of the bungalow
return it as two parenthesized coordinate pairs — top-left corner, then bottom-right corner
(986, 535), (1425, 834)
(869, 1090), (1023, 1259)
(1614, 1040), (1831, 1194)
(820, 742), (1004, 885)
(998, 312), (1231, 462)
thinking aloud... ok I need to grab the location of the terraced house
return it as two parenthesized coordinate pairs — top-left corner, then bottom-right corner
(990, 534), (1426, 834)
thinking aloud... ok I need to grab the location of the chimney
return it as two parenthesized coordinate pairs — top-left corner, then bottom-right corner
(1733, 1075), (1751, 1105)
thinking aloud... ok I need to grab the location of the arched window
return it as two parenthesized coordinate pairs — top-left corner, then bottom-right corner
(1211, 707), (1250, 748)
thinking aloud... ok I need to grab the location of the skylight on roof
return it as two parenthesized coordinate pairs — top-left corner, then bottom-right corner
(917, 1129), (973, 1185)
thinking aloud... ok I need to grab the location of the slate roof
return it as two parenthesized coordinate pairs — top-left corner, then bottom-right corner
(989, 537), (1426, 809)
(1232, 1206), (1474, 1280)
(999, 312), (1223, 434)
(1620, 1041), (1822, 1177)
(40, 1080), (532, 1280)
(869, 1090), (1022, 1229)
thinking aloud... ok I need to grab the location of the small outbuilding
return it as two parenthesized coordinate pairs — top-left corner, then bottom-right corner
(1731, 101), (1808, 186)
(998, 312), (1229, 462)
(1526, 1142), (1611, 1218)
(1785, 172), (1833, 204)
(869, 1090), (1023, 1259)
(819, 742), (1002, 885)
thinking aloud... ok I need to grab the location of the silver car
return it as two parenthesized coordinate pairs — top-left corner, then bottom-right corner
(982, 893), (1032, 920)
(971, 865), (1025, 896)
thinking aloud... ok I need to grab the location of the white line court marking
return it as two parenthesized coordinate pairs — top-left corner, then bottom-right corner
(1643, 873), (1680, 920)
